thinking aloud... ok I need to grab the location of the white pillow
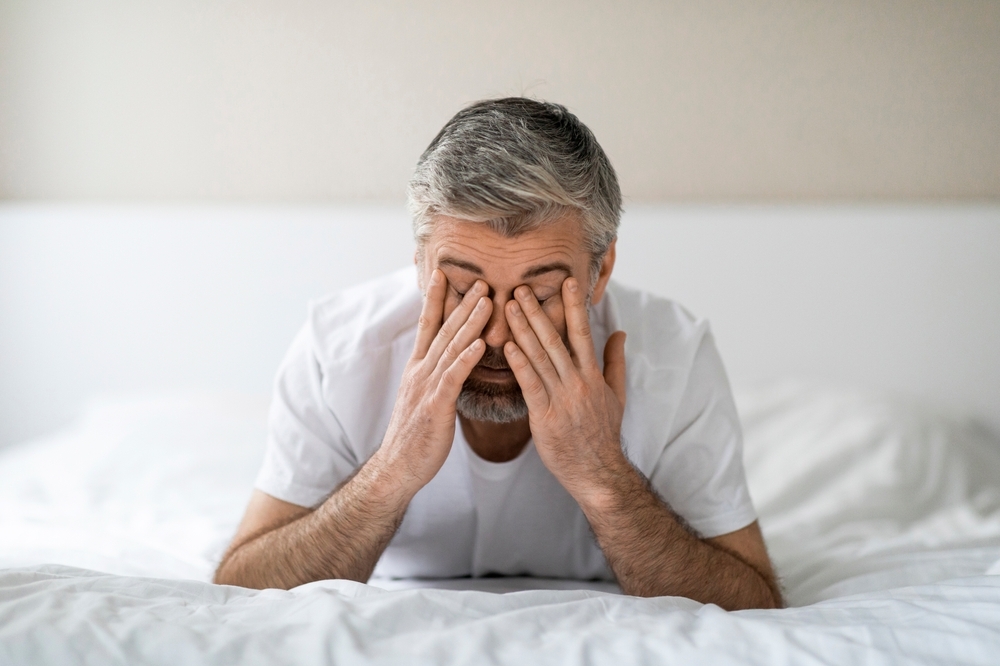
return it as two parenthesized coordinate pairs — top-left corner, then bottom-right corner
(738, 381), (1000, 604)
(0, 393), (269, 580)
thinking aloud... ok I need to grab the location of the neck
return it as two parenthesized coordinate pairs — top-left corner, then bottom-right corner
(458, 415), (532, 463)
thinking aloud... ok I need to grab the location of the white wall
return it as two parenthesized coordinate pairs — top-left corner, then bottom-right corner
(2, 1), (999, 201)
(616, 206), (1000, 420)
(0, 205), (415, 446)
(1, 204), (998, 448)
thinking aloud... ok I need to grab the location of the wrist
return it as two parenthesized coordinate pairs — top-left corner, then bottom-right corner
(357, 445), (425, 509)
(565, 446), (644, 517)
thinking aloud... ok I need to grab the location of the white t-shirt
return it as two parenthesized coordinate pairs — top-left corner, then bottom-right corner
(255, 267), (756, 580)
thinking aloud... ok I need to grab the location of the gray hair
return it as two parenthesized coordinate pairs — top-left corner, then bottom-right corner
(408, 98), (622, 276)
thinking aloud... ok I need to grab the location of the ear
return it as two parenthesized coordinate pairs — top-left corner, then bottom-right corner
(589, 240), (617, 305)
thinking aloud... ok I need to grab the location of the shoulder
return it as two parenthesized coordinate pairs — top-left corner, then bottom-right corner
(601, 283), (755, 538)
(597, 279), (724, 472)
(277, 266), (420, 460)
(599, 279), (710, 372)
(305, 266), (422, 367)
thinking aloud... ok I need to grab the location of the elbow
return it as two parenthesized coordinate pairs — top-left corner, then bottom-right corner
(212, 559), (240, 587)
(212, 551), (259, 589)
(754, 570), (785, 610)
(735, 578), (784, 611)
(764, 584), (785, 610)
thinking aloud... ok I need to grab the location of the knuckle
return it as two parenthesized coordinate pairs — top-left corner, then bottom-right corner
(418, 314), (433, 330)
(443, 341), (460, 361)
(439, 366), (458, 387)
(402, 372), (416, 390)
(402, 371), (423, 394)
(543, 330), (563, 348)
(531, 349), (549, 366)
(437, 322), (455, 340)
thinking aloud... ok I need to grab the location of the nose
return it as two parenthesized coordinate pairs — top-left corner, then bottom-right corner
(481, 293), (512, 349)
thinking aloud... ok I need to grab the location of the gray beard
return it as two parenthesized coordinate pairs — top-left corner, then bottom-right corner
(455, 345), (528, 424)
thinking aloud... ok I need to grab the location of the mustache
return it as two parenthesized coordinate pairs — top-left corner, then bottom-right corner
(476, 344), (511, 371)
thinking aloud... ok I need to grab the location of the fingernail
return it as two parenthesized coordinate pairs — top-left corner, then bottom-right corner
(567, 278), (578, 292)
(430, 270), (441, 285)
(509, 301), (522, 316)
(515, 286), (529, 300)
(475, 297), (488, 310)
(505, 342), (519, 355)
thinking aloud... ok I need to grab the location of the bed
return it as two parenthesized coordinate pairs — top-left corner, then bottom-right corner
(2, 381), (998, 664)
(2, 204), (999, 663)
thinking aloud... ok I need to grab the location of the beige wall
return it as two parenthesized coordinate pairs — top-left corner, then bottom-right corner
(1, 0), (998, 202)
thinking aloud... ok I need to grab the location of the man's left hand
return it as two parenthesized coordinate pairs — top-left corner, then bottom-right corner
(503, 277), (628, 504)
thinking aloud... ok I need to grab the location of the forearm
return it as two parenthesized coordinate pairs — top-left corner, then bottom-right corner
(214, 456), (411, 589)
(216, 272), (489, 589)
(578, 463), (781, 610)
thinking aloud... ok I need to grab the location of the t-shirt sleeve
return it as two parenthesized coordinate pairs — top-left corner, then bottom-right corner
(254, 322), (360, 509)
(646, 330), (757, 538)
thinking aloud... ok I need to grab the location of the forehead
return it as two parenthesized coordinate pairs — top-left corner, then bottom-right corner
(425, 214), (588, 279)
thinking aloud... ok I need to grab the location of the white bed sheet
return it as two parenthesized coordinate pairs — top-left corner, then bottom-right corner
(1, 382), (999, 663)
(2, 565), (998, 665)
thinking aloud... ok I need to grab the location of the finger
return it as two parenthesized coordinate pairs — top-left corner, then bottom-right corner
(425, 279), (488, 363)
(562, 277), (598, 370)
(439, 338), (486, 398)
(507, 298), (561, 390)
(603, 331), (627, 407)
(503, 341), (550, 413)
(436, 295), (492, 370)
(512, 285), (574, 378)
(413, 269), (447, 359)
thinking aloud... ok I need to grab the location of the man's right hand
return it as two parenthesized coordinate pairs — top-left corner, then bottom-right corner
(214, 270), (492, 589)
(373, 269), (492, 494)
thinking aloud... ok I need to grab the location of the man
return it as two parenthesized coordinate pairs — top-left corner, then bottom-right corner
(215, 98), (782, 610)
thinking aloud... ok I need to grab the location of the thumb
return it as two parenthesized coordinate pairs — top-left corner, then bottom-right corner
(603, 331), (627, 407)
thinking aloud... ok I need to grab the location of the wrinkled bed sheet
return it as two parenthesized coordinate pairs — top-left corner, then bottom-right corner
(1, 382), (999, 663)
(2, 565), (998, 665)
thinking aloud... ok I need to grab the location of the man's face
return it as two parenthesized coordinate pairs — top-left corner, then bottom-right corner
(418, 213), (613, 424)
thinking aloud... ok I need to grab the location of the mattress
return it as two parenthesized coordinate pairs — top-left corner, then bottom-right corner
(1, 382), (998, 664)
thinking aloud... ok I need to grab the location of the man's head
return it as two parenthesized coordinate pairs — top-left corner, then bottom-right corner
(408, 98), (622, 424)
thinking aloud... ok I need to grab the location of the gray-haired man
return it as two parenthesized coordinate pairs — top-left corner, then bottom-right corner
(216, 98), (782, 610)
